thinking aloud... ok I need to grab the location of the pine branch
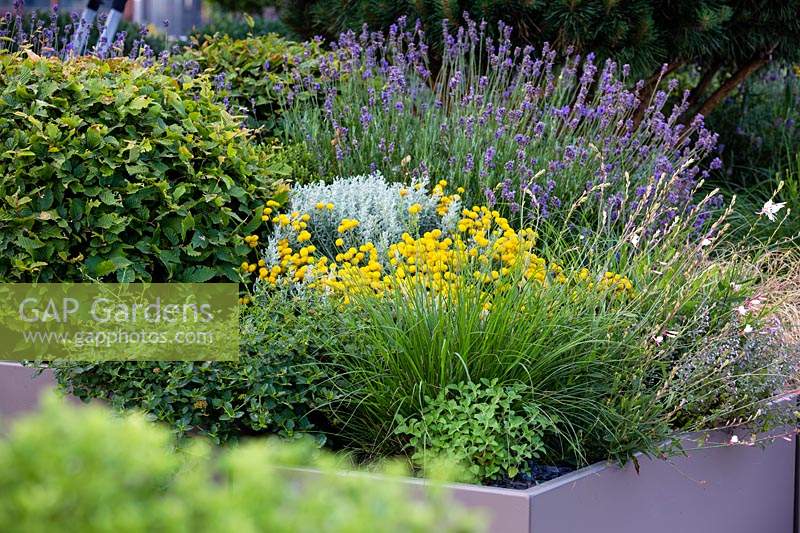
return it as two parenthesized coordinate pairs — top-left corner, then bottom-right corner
(694, 46), (775, 119)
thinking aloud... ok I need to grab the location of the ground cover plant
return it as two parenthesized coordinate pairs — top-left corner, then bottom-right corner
(51, 285), (344, 443)
(0, 395), (482, 533)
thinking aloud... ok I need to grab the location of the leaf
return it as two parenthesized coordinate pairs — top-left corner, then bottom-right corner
(180, 212), (195, 240)
(128, 95), (151, 112)
(93, 259), (118, 277)
(180, 266), (218, 282)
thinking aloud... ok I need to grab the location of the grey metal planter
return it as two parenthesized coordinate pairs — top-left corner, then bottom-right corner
(0, 362), (59, 421)
(418, 430), (796, 533)
(0, 362), (795, 532)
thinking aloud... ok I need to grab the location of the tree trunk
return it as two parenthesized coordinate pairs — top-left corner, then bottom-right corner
(687, 59), (723, 108)
(694, 53), (772, 119)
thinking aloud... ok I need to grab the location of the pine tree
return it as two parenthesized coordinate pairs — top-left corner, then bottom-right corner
(276, 0), (800, 118)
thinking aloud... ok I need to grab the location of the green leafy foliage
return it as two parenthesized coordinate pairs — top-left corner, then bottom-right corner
(395, 379), (552, 483)
(207, 0), (278, 14)
(51, 286), (343, 443)
(0, 395), (483, 533)
(0, 54), (290, 282)
(179, 33), (321, 136)
(190, 13), (299, 44)
(708, 66), (800, 187)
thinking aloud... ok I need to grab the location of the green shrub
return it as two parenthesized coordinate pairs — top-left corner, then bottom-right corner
(395, 379), (552, 483)
(51, 285), (343, 443)
(207, 0), (277, 14)
(179, 33), (321, 136)
(190, 13), (298, 44)
(0, 395), (483, 533)
(707, 66), (800, 186)
(0, 54), (290, 282)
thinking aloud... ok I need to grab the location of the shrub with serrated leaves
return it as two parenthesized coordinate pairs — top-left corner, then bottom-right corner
(178, 33), (321, 136)
(51, 283), (342, 443)
(0, 395), (483, 533)
(0, 53), (290, 282)
(395, 379), (552, 483)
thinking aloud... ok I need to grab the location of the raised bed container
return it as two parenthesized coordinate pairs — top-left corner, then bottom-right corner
(0, 362), (795, 533)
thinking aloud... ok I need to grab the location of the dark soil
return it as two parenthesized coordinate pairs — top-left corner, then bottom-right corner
(488, 462), (575, 490)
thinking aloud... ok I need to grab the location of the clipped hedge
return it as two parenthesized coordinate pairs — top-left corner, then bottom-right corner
(52, 287), (343, 443)
(180, 33), (321, 135)
(0, 395), (483, 533)
(0, 53), (291, 282)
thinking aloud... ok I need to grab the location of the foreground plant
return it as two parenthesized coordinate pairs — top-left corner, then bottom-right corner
(0, 395), (483, 532)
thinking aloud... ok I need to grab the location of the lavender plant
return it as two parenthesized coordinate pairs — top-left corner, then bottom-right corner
(281, 14), (723, 235)
(0, 2), (167, 60)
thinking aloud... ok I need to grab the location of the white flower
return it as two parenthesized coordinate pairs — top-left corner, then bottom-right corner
(653, 335), (664, 345)
(757, 199), (786, 221)
(729, 435), (739, 444)
(736, 305), (748, 316)
(630, 233), (640, 247)
(700, 237), (712, 247)
(743, 324), (753, 334)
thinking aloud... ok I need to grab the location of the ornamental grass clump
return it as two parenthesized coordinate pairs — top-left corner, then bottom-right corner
(281, 14), (722, 234)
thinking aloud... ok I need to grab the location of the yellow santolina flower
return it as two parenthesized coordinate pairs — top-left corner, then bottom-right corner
(337, 218), (360, 233)
(315, 202), (326, 210)
(240, 185), (634, 306)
